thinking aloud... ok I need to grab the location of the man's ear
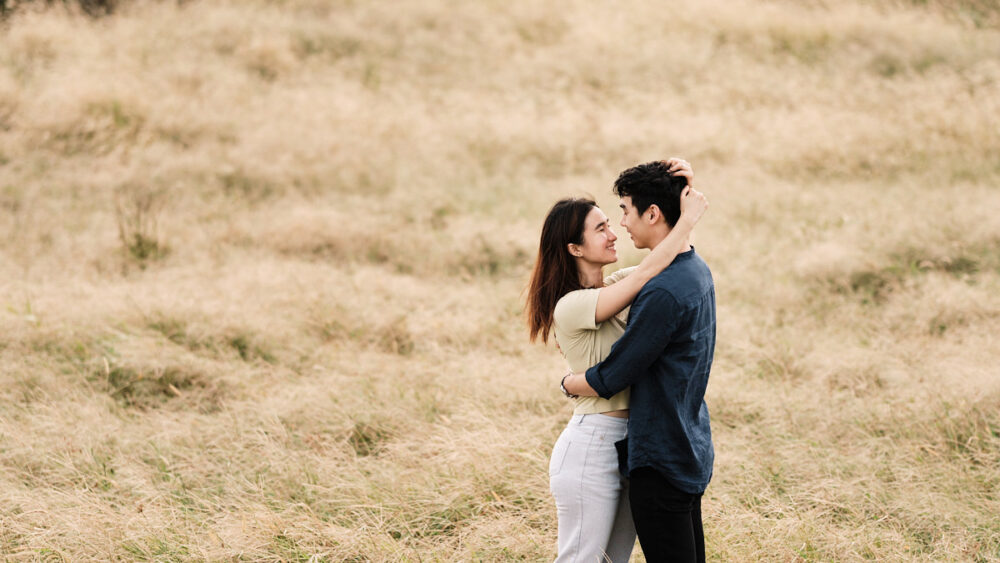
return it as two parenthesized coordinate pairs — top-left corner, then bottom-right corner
(567, 243), (583, 258)
(646, 204), (662, 225)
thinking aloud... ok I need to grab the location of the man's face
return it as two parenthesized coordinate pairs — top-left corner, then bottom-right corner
(619, 196), (651, 249)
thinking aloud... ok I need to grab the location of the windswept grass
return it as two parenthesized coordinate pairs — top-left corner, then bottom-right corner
(0, 0), (998, 560)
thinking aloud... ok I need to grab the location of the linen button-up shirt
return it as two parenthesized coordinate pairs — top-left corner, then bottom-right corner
(585, 248), (716, 494)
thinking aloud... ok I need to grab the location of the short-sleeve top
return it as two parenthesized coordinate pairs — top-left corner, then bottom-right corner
(552, 266), (636, 414)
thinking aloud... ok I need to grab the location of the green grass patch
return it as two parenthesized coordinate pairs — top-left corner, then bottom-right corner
(292, 30), (363, 61)
(218, 168), (279, 204)
(824, 240), (999, 305)
(344, 420), (393, 457)
(121, 534), (190, 562)
(272, 534), (316, 562)
(105, 363), (207, 410)
(147, 316), (277, 364)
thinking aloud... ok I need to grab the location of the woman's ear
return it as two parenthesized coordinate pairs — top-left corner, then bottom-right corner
(567, 243), (583, 258)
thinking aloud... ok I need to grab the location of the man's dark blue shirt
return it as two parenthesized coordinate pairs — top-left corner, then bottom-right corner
(585, 247), (716, 494)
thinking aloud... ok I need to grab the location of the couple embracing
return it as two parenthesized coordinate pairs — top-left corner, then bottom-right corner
(527, 159), (715, 562)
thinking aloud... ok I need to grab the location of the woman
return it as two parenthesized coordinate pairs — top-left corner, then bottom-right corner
(526, 159), (707, 562)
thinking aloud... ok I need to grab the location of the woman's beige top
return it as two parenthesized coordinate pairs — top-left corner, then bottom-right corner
(553, 266), (636, 415)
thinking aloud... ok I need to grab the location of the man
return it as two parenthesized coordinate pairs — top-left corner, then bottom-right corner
(561, 160), (716, 562)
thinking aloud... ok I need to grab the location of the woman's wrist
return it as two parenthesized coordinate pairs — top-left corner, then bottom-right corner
(560, 373), (579, 399)
(677, 213), (698, 231)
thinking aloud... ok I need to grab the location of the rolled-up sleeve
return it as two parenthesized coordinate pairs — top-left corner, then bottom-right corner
(585, 287), (680, 398)
(554, 289), (601, 333)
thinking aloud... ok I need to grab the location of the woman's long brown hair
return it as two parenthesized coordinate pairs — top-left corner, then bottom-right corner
(526, 197), (597, 344)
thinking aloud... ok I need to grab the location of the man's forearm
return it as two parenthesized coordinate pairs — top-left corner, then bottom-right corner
(562, 372), (599, 397)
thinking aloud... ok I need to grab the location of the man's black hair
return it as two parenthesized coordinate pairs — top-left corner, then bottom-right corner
(613, 161), (688, 227)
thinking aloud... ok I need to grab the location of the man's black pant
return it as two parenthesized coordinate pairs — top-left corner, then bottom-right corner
(628, 467), (705, 563)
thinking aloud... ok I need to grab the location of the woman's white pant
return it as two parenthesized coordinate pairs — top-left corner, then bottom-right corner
(550, 414), (635, 563)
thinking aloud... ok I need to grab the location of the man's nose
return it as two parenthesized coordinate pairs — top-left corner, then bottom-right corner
(608, 228), (617, 242)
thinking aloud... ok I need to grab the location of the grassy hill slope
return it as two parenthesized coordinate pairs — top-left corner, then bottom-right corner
(1, 0), (999, 560)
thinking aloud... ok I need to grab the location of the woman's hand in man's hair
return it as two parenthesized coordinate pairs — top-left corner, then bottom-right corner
(663, 157), (693, 186)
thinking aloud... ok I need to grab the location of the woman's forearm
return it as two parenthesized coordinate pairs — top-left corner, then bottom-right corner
(592, 213), (696, 323)
(632, 214), (696, 281)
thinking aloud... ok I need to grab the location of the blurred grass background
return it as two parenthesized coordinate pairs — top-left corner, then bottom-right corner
(0, 0), (998, 560)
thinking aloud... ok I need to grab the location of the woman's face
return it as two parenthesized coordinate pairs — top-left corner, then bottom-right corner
(571, 207), (619, 266)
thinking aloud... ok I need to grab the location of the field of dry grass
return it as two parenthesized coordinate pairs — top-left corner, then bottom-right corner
(1, 0), (999, 560)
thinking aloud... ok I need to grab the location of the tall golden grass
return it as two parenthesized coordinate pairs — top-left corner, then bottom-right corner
(1, 0), (998, 560)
